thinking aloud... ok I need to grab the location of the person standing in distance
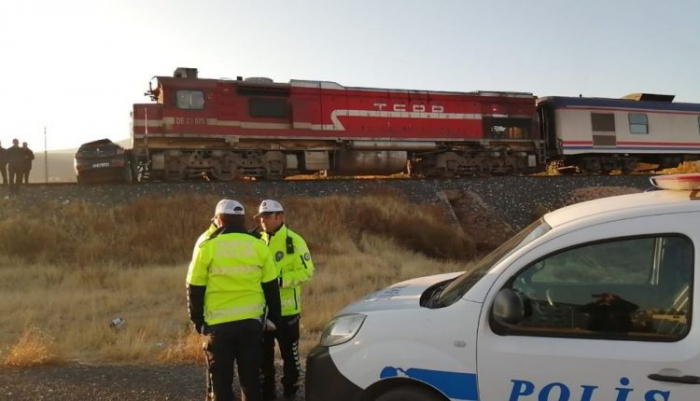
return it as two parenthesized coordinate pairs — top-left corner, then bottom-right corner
(0, 141), (8, 186)
(187, 199), (282, 401)
(21, 142), (34, 184)
(255, 199), (315, 401)
(6, 139), (24, 194)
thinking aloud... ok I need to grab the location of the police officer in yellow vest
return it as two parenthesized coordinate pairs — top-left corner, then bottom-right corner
(254, 199), (315, 401)
(187, 199), (282, 401)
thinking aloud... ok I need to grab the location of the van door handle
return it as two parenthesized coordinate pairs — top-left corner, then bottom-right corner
(648, 374), (700, 384)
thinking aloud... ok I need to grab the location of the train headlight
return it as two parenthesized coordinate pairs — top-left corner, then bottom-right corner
(319, 314), (366, 347)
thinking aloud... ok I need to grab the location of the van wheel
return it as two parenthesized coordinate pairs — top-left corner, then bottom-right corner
(376, 386), (444, 401)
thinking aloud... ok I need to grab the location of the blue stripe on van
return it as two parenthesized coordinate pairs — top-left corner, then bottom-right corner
(380, 366), (479, 400)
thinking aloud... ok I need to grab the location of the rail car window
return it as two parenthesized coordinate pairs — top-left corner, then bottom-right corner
(629, 113), (649, 134)
(249, 98), (288, 118)
(591, 113), (616, 132)
(176, 90), (205, 110)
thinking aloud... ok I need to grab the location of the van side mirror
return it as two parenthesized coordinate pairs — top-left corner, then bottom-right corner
(492, 288), (525, 325)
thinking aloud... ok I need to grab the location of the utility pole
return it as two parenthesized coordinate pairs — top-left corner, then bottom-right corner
(44, 126), (48, 183)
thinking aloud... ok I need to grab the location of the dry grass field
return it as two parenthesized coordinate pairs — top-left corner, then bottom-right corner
(0, 191), (476, 367)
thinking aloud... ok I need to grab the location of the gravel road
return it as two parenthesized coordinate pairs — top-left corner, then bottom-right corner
(0, 364), (203, 401)
(0, 361), (302, 401)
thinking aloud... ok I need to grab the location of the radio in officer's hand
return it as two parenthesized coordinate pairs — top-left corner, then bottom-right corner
(286, 235), (294, 255)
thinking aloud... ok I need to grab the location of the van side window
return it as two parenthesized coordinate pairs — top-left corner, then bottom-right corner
(493, 235), (693, 341)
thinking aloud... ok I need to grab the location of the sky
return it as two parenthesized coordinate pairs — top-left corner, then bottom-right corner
(1, 0), (698, 151)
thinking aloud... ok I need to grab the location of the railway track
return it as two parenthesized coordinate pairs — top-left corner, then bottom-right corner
(25, 172), (659, 187)
(11, 174), (655, 230)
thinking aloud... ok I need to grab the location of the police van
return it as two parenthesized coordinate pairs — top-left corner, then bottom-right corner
(306, 174), (700, 401)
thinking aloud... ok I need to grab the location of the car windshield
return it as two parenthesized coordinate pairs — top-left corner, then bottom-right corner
(77, 141), (120, 155)
(435, 218), (551, 306)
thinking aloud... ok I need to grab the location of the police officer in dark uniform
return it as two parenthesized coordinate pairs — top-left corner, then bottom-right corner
(255, 199), (315, 401)
(187, 199), (282, 401)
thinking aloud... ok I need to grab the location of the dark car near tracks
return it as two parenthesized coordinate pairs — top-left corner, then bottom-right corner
(74, 139), (137, 184)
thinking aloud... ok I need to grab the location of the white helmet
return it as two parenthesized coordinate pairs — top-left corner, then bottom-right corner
(254, 199), (283, 218)
(214, 199), (245, 216)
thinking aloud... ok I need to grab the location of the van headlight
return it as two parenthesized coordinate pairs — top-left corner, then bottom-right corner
(320, 314), (366, 347)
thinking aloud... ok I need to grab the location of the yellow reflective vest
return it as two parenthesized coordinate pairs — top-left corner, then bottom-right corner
(261, 225), (314, 316)
(187, 232), (279, 325)
(192, 224), (218, 258)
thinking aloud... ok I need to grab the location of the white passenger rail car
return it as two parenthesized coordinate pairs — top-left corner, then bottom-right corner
(538, 93), (700, 174)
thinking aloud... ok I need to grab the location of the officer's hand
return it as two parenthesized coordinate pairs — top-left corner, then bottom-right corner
(264, 319), (277, 331)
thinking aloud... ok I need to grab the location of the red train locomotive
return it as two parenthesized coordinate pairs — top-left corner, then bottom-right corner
(131, 67), (542, 180)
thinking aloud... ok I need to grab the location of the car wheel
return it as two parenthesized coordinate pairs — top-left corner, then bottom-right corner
(375, 386), (444, 401)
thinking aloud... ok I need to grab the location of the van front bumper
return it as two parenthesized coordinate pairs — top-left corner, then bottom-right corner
(305, 344), (363, 401)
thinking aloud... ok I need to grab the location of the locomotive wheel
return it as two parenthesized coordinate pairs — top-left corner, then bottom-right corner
(164, 165), (185, 181)
(264, 160), (284, 180)
(441, 165), (457, 178)
(211, 167), (240, 181)
(164, 172), (185, 181)
(440, 152), (460, 178)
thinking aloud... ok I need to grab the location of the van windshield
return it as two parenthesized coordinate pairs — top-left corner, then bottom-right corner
(435, 218), (551, 306)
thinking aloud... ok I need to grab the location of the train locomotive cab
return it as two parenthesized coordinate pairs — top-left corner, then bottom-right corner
(133, 68), (299, 181)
